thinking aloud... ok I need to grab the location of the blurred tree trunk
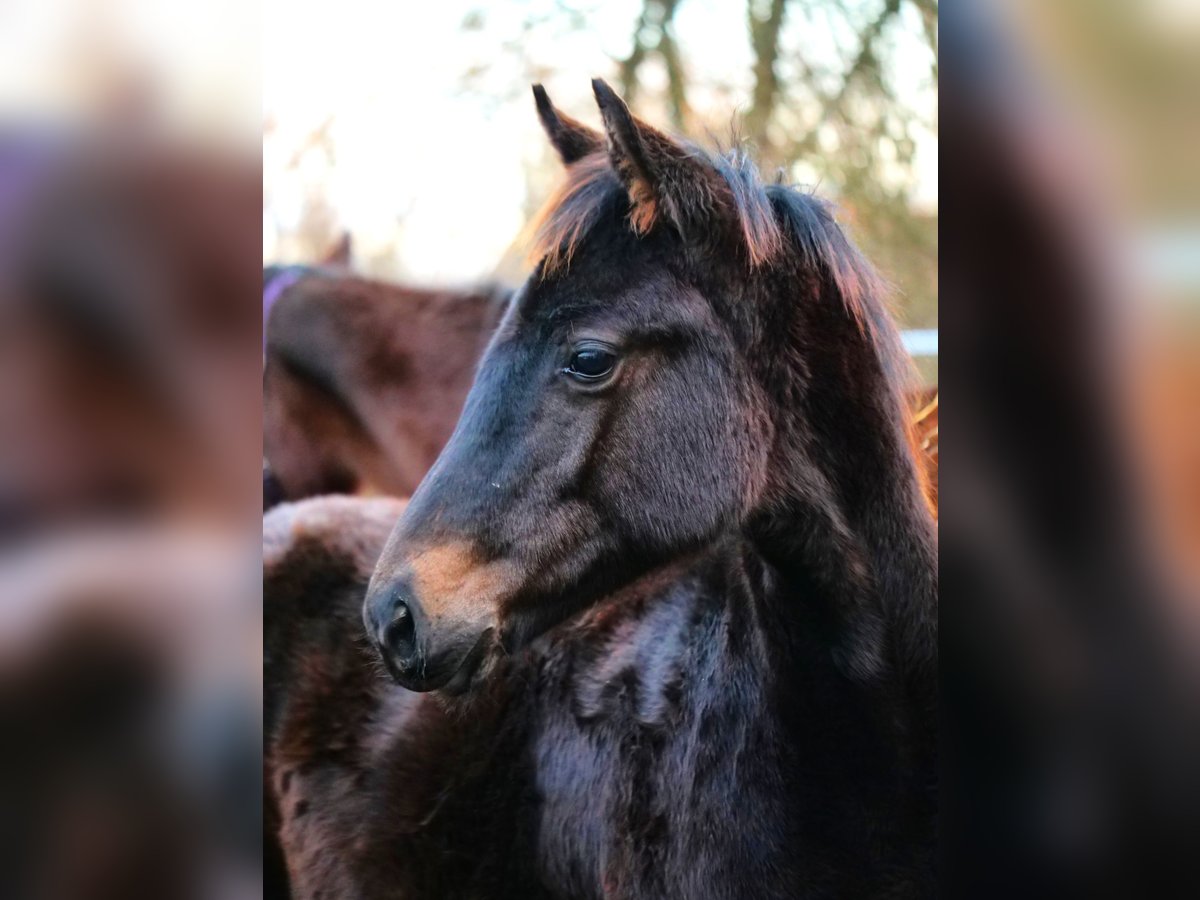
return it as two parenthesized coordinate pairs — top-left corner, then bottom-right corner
(659, 9), (690, 130)
(620, 0), (691, 129)
(830, 0), (902, 116)
(746, 0), (789, 166)
(618, 5), (650, 106)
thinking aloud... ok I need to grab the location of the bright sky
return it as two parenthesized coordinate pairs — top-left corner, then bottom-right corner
(0, 0), (260, 137)
(262, 0), (938, 283)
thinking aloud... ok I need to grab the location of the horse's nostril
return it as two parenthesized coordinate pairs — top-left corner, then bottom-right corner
(382, 602), (417, 666)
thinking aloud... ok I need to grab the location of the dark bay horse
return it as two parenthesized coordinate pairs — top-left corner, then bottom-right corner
(266, 81), (937, 898)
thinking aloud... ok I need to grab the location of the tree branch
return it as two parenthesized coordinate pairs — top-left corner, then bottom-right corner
(745, 0), (789, 160)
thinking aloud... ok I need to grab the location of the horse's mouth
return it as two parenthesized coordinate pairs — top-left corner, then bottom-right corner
(437, 627), (495, 696)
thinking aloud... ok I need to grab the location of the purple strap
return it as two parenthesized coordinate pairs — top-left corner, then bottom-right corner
(262, 268), (305, 352)
(0, 135), (61, 271)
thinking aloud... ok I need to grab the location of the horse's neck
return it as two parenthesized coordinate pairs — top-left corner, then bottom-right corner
(549, 539), (932, 840)
(748, 377), (938, 720)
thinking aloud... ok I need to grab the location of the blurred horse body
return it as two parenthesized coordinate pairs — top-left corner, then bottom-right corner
(0, 135), (261, 537)
(263, 272), (510, 502)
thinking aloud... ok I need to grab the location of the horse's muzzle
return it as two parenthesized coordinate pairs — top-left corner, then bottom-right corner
(363, 574), (494, 693)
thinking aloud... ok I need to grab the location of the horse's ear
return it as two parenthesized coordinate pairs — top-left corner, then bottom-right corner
(321, 231), (353, 268)
(533, 84), (602, 165)
(591, 78), (725, 239)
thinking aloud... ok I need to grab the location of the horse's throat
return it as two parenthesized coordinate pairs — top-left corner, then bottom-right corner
(747, 446), (937, 692)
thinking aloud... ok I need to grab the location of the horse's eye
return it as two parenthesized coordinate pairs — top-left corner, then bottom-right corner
(564, 345), (617, 383)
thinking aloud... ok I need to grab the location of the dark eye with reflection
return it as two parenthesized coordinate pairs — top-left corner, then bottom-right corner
(563, 344), (617, 383)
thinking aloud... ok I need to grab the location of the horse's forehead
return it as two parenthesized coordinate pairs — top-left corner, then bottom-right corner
(516, 260), (696, 333)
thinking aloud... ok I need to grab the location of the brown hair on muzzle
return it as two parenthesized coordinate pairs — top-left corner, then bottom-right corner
(363, 539), (517, 693)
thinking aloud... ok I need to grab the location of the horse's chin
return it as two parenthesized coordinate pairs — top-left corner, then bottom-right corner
(436, 629), (496, 696)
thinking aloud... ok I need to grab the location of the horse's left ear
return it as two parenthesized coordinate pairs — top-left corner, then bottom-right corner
(533, 84), (603, 165)
(321, 231), (353, 268)
(591, 78), (726, 240)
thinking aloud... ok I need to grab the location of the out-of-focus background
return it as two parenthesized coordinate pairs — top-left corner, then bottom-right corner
(263, 0), (939, 333)
(940, 1), (1200, 897)
(980, 0), (1200, 596)
(2, 3), (261, 899)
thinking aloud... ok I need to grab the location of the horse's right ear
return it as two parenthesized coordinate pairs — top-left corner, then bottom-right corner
(533, 84), (602, 165)
(321, 231), (353, 268)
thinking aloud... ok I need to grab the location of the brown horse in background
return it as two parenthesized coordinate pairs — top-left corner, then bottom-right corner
(0, 135), (262, 538)
(3, 528), (262, 900)
(263, 273), (510, 502)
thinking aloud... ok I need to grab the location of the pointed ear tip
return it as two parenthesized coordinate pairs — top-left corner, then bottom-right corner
(591, 79), (628, 121)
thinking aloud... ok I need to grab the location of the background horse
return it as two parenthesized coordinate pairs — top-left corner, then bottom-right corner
(2, 527), (261, 900)
(0, 137), (261, 538)
(263, 273), (510, 503)
(266, 81), (936, 898)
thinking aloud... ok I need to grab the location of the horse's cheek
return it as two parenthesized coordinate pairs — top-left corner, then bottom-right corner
(646, 377), (741, 544)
